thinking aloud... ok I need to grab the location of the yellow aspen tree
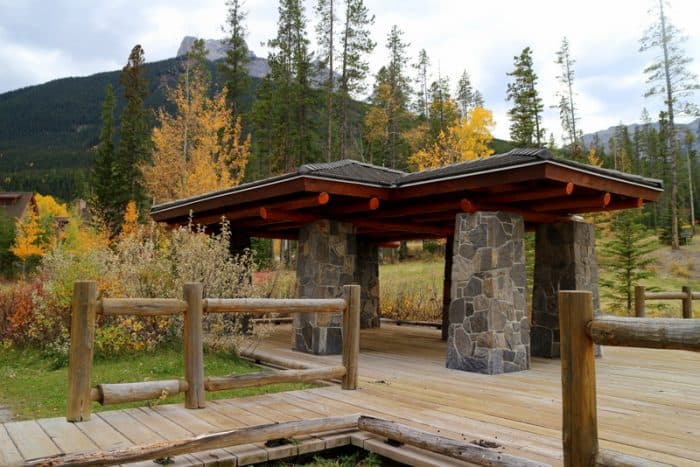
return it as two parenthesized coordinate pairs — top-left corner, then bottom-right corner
(120, 201), (139, 238)
(143, 52), (250, 203)
(409, 106), (495, 170)
(35, 194), (69, 218)
(11, 210), (46, 263)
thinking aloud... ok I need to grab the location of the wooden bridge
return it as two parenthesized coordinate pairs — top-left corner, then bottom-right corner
(2, 318), (699, 465)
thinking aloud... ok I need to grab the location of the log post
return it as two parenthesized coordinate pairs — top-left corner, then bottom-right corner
(67, 281), (98, 422)
(183, 283), (205, 408)
(634, 286), (646, 318)
(682, 286), (693, 319)
(559, 290), (598, 467)
(342, 284), (361, 390)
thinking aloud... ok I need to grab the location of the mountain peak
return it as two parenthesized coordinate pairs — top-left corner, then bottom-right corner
(176, 36), (257, 61)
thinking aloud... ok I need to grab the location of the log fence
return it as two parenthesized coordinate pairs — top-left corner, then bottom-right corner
(66, 281), (361, 422)
(559, 290), (699, 467)
(634, 285), (697, 318)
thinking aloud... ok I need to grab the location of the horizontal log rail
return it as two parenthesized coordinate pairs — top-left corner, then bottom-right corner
(634, 285), (696, 318)
(559, 290), (700, 467)
(99, 298), (187, 316)
(91, 379), (189, 405)
(67, 282), (360, 422)
(358, 416), (549, 467)
(204, 297), (346, 314)
(587, 316), (700, 351)
(205, 366), (347, 391)
(24, 415), (361, 466)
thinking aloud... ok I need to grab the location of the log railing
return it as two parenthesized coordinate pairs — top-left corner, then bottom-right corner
(634, 285), (697, 318)
(559, 290), (699, 467)
(66, 281), (361, 422)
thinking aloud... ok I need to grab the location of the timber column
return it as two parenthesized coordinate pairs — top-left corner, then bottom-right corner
(531, 221), (600, 358)
(447, 212), (529, 374)
(295, 219), (357, 354)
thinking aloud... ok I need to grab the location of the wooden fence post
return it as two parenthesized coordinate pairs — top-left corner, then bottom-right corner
(559, 290), (598, 467)
(67, 281), (97, 422)
(682, 286), (693, 319)
(634, 285), (646, 318)
(342, 285), (361, 390)
(183, 283), (205, 408)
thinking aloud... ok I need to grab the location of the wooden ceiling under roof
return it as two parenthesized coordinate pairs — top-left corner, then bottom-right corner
(150, 150), (663, 243)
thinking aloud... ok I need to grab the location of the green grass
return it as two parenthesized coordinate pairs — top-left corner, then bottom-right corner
(379, 260), (444, 321)
(0, 346), (312, 420)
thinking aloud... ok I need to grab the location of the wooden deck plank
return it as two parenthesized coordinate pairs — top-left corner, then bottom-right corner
(38, 417), (98, 454)
(0, 424), (22, 465)
(5, 420), (61, 459)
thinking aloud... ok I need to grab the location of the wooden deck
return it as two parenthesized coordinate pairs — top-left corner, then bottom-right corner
(2, 323), (699, 466)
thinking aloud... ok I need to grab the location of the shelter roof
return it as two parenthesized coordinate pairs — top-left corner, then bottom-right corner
(0, 192), (36, 219)
(151, 149), (663, 242)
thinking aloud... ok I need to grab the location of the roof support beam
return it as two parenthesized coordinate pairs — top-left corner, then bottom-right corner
(353, 219), (453, 237)
(566, 197), (643, 215)
(259, 208), (318, 224)
(330, 197), (380, 214)
(371, 198), (472, 219)
(461, 199), (570, 224)
(485, 182), (574, 204)
(532, 193), (610, 213)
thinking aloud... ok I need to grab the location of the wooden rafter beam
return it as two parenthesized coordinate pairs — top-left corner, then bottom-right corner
(461, 199), (571, 224)
(532, 192), (610, 213)
(187, 192), (329, 226)
(377, 241), (401, 248)
(259, 208), (318, 224)
(485, 182), (574, 204)
(353, 218), (453, 237)
(372, 198), (472, 219)
(330, 197), (380, 214)
(566, 197), (644, 215)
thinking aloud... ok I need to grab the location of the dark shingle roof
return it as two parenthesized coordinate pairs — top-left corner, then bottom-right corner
(395, 148), (663, 189)
(299, 159), (405, 186)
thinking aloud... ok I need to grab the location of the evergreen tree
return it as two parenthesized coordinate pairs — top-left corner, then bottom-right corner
(92, 84), (119, 231)
(601, 210), (656, 313)
(316, 0), (337, 162)
(640, 0), (700, 249)
(456, 70), (474, 117)
(414, 49), (430, 119)
(427, 76), (459, 140)
(554, 37), (581, 159)
(506, 47), (544, 147)
(338, 0), (375, 159)
(116, 44), (150, 213)
(385, 25), (411, 168)
(472, 90), (485, 108)
(265, 0), (315, 172)
(220, 0), (250, 114)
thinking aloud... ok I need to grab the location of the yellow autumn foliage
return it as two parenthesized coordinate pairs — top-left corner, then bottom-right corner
(10, 210), (46, 261)
(409, 107), (495, 171)
(35, 194), (69, 218)
(144, 68), (250, 203)
(120, 201), (139, 239)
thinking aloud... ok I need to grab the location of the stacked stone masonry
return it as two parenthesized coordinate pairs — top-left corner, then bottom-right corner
(531, 221), (601, 358)
(447, 212), (529, 374)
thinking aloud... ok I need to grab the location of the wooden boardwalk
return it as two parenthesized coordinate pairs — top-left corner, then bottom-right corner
(2, 323), (699, 466)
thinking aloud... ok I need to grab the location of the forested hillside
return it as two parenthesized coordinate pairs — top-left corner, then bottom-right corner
(0, 57), (259, 200)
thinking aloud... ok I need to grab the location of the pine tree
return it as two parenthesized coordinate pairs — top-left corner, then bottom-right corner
(92, 84), (119, 232)
(554, 37), (581, 159)
(427, 76), (459, 140)
(338, 0), (375, 160)
(316, 0), (337, 162)
(640, 0), (700, 249)
(116, 45), (150, 214)
(601, 210), (657, 313)
(506, 47), (544, 147)
(385, 25), (411, 169)
(414, 49), (430, 119)
(265, 0), (315, 172)
(220, 0), (250, 114)
(456, 70), (474, 118)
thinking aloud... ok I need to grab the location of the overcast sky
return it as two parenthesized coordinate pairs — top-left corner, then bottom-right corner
(1, 0), (698, 141)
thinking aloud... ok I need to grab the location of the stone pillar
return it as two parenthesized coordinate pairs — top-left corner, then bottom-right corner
(447, 212), (529, 374)
(294, 220), (356, 354)
(356, 238), (380, 328)
(531, 221), (600, 358)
